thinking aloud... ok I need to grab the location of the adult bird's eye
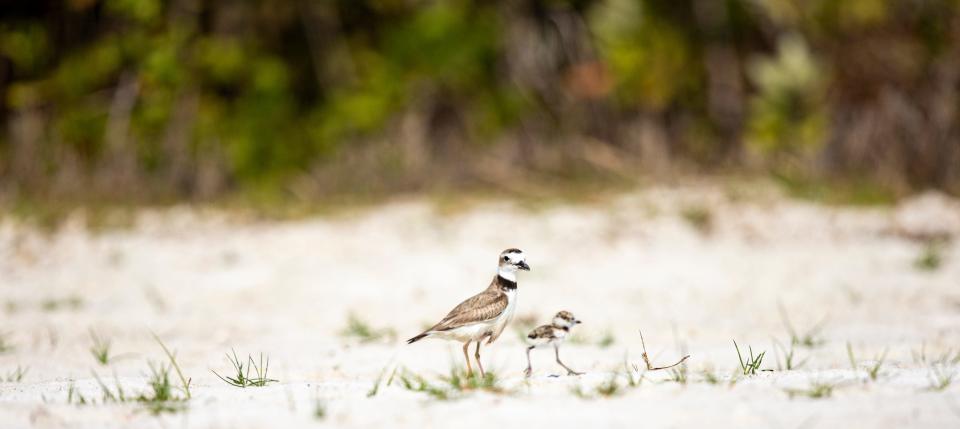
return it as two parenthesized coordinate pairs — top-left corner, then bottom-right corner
(503, 256), (509, 261)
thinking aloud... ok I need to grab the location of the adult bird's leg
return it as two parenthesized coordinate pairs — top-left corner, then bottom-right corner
(524, 346), (535, 378)
(474, 341), (485, 379)
(462, 342), (473, 378)
(555, 345), (582, 376)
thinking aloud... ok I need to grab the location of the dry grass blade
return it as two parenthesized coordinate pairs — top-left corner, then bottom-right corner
(638, 330), (690, 371)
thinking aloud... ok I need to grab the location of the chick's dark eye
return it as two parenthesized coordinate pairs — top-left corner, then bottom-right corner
(502, 256), (509, 261)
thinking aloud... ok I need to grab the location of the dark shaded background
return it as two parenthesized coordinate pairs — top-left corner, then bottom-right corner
(1, 0), (959, 205)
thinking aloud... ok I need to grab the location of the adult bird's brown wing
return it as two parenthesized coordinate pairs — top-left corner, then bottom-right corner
(429, 289), (508, 332)
(406, 288), (509, 344)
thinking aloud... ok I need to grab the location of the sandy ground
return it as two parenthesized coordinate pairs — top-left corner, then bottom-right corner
(1, 184), (959, 428)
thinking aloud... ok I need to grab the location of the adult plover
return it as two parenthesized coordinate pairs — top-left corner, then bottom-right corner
(407, 248), (530, 378)
(524, 310), (582, 377)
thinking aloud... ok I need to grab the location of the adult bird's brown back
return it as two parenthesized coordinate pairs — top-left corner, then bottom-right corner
(406, 248), (530, 378)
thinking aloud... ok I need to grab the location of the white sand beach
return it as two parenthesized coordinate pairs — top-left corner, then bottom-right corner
(1, 184), (959, 428)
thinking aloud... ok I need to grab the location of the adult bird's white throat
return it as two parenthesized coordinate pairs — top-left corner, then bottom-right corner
(407, 248), (530, 378)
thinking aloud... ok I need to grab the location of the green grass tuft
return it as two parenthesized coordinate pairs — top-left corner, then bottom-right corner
(668, 366), (688, 385)
(912, 344), (960, 366)
(313, 399), (327, 420)
(702, 368), (741, 387)
(367, 365), (393, 397)
(779, 305), (826, 348)
(624, 358), (643, 388)
(397, 370), (454, 401)
(3, 365), (29, 383)
(680, 206), (713, 234)
(137, 361), (188, 415)
(927, 365), (956, 392)
(571, 372), (630, 399)
(773, 339), (808, 371)
(914, 242), (943, 271)
(89, 330), (112, 365)
(151, 334), (191, 399)
(847, 342), (887, 381)
(785, 381), (835, 399)
(340, 313), (397, 343)
(597, 331), (616, 348)
(90, 370), (127, 403)
(734, 340), (766, 376)
(70, 360), (188, 415)
(396, 366), (506, 400)
(67, 383), (89, 405)
(0, 332), (14, 354)
(211, 349), (279, 388)
(594, 376), (621, 396)
(441, 366), (503, 393)
(40, 295), (84, 312)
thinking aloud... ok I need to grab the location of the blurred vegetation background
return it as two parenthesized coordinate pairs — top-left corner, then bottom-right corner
(1, 0), (959, 208)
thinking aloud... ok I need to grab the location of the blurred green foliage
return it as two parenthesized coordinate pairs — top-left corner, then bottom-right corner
(592, 0), (701, 110)
(746, 34), (825, 156)
(1, 0), (959, 204)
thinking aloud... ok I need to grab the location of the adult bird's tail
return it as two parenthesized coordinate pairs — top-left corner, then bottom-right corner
(406, 332), (428, 344)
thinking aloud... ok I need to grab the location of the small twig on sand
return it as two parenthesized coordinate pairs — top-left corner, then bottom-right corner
(639, 330), (690, 371)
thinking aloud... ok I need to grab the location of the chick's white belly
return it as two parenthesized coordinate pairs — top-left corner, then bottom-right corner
(526, 327), (567, 348)
(526, 337), (559, 348)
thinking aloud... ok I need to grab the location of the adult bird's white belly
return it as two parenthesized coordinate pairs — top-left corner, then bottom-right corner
(429, 321), (494, 342)
(489, 288), (517, 339)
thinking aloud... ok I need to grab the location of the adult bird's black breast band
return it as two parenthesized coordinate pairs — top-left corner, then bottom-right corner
(496, 275), (517, 290)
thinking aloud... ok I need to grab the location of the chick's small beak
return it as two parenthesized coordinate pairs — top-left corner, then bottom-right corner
(517, 260), (530, 271)
(575, 320), (582, 324)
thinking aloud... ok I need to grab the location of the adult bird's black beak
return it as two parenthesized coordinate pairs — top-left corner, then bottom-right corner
(518, 261), (530, 271)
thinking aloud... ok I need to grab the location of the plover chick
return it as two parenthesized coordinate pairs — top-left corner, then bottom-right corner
(524, 310), (582, 377)
(407, 248), (530, 378)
